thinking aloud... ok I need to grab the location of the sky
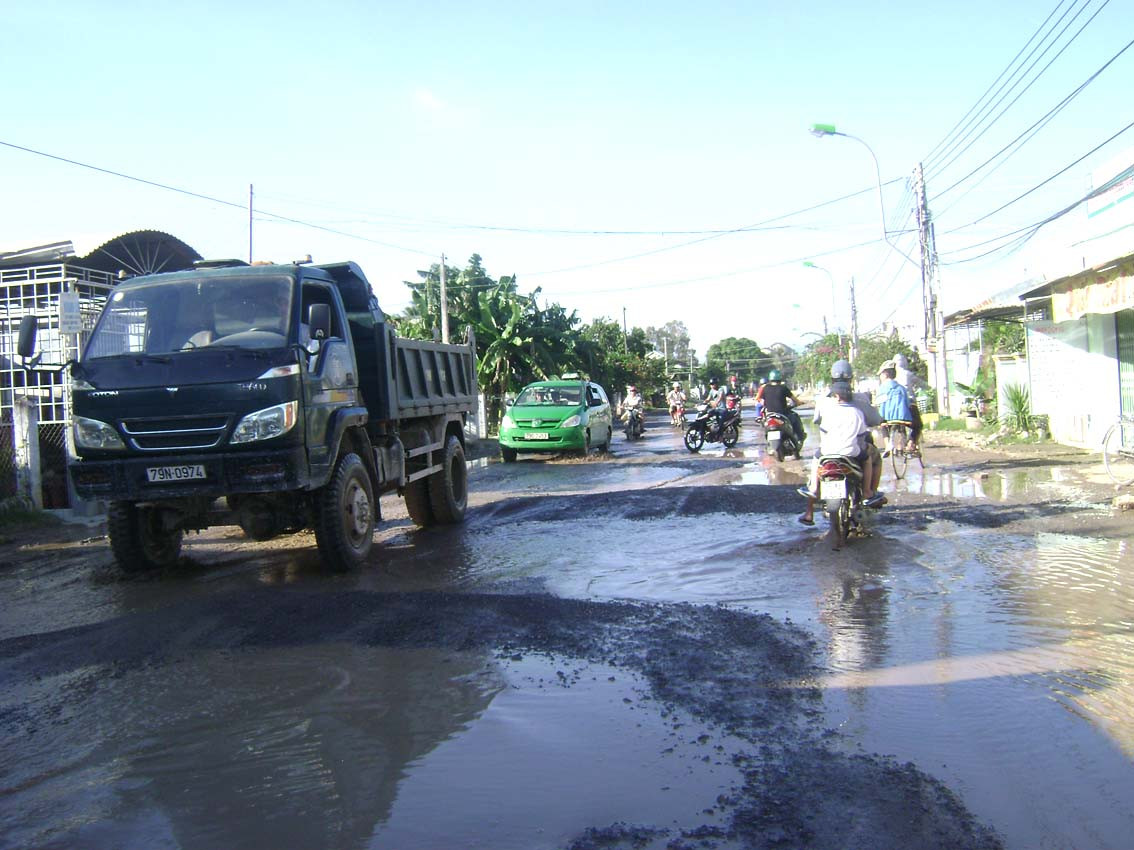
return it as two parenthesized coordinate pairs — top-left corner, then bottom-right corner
(3, 0), (1132, 363)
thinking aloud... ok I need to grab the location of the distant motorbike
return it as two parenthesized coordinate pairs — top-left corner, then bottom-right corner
(684, 403), (741, 452)
(764, 410), (801, 462)
(816, 454), (866, 550)
(624, 408), (644, 440)
(671, 401), (686, 426)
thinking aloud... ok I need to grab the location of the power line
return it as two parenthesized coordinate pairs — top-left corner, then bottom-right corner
(940, 115), (1134, 242)
(522, 180), (904, 278)
(0, 138), (439, 259)
(932, 12), (1128, 202)
(922, 0), (1074, 166)
(920, 0), (1097, 174)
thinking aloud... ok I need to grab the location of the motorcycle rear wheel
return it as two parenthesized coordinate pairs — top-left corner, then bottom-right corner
(826, 499), (848, 550)
(722, 423), (739, 448)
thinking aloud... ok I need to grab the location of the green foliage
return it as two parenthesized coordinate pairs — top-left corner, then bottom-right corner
(705, 337), (766, 385)
(1000, 383), (1035, 433)
(977, 320), (1025, 356)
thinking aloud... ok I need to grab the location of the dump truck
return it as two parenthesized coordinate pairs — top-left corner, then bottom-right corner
(19, 260), (478, 573)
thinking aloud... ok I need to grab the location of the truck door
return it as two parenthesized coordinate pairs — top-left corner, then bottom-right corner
(300, 282), (360, 469)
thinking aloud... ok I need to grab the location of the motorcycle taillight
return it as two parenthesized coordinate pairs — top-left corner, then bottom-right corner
(819, 462), (848, 477)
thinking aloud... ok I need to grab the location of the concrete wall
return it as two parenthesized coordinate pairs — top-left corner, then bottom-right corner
(1027, 314), (1119, 447)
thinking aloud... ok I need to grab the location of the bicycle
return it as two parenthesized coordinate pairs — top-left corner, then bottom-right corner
(1102, 416), (1134, 486)
(880, 420), (923, 479)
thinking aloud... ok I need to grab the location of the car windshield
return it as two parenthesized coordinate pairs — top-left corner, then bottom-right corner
(83, 274), (295, 359)
(515, 386), (581, 406)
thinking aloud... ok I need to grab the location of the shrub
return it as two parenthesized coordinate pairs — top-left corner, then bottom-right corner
(1000, 383), (1034, 433)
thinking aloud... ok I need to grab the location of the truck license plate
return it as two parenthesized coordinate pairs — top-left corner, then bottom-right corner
(147, 464), (206, 483)
(820, 479), (847, 500)
(526, 432), (550, 440)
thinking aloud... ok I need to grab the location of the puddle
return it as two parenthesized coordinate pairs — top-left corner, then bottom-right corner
(1, 645), (741, 850)
(388, 510), (1134, 850)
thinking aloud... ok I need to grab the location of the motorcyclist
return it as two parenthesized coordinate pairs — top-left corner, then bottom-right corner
(754, 377), (767, 420)
(703, 378), (727, 431)
(798, 360), (885, 525)
(666, 381), (686, 426)
(621, 385), (646, 432)
(756, 369), (804, 450)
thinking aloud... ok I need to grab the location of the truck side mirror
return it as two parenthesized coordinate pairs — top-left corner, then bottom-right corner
(17, 315), (38, 359)
(308, 303), (332, 341)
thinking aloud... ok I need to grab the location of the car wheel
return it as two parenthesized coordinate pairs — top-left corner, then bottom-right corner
(501, 445), (518, 463)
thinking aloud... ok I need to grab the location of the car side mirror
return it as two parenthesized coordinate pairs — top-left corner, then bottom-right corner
(17, 315), (38, 359)
(308, 303), (331, 342)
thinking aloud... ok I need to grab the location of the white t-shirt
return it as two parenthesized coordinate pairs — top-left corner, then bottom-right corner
(814, 397), (867, 457)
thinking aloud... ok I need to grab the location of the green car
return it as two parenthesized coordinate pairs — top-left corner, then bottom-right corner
(499, 379), (613, 461)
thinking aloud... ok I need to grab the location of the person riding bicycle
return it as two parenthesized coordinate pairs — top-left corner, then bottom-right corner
(891, 353), (925, 451)
(877, 362), (913, 455)
(666, 381), (686, 425)
(756, 369), (804, 448)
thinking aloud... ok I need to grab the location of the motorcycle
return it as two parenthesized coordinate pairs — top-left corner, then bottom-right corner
(764, 410), (801, 462)
(683, 403), (741, 452)
(671, 401), (686, 426)
(623, 407), (644, 440)
(816, 455), (867, 550)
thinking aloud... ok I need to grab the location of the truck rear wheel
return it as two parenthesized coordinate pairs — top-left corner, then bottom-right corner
(315, 452), (375, 571)
(428, 435), (468, 524)
(404, 477), (434, 527)
(107, 501), (182, 573)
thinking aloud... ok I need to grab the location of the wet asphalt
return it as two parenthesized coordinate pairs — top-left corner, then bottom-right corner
(2, 411), (1132, 849)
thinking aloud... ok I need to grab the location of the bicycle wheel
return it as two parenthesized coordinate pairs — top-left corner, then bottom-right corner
(1102, 420), (1134, 486)
(890, 425), (908, 479)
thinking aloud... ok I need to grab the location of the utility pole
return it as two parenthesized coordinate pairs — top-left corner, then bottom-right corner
(248, 184), (254, 264)
(849, 275), (858, 363)
(914, 163), (947, 413)
(439, 253), (450, 344)
(622, 307), (628, 351)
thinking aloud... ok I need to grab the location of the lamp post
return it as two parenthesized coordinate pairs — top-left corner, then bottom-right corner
(809, 122), (938, 403)
(802, 261), (840, 350)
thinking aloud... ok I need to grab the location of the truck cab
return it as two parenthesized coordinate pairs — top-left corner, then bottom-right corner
(21, 260), (477, 573)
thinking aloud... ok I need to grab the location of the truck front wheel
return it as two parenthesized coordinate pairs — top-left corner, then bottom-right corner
(315, 452), (375, 571)
(428, 435), (468, 524)
(107, 501), (182, 573)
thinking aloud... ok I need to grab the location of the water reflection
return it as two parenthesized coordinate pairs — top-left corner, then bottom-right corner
(3, 645), (501, 850)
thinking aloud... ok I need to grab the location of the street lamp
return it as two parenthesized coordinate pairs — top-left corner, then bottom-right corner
(808, 123), (918, 269)
(802, 261), (838, 340)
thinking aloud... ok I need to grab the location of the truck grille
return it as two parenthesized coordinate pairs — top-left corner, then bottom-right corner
(120, 415), (231, 451)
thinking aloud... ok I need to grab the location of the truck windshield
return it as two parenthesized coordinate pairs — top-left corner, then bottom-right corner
(84, 275), (295, 359)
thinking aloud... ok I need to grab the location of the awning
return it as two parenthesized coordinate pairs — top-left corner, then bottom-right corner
(1019, 252), (1134, 323)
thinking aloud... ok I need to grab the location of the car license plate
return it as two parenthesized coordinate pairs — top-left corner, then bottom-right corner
(525, 432), (550, 440)
(147, 464), (206, 483)
(820, 479), (847, 500)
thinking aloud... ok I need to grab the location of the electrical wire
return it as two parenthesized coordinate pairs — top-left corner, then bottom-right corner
(927, 0), (1108, 182)
(940, 116), (1134, 243)
(932, 7), (1125, 200)
(922, 0), (1074, 166)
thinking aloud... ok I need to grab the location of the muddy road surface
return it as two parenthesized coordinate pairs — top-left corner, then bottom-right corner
(2, 412), (1132, 849)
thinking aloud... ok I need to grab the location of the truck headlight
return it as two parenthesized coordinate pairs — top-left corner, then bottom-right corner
(501, 414), (515, 430)
(74, 416), (126, 450)
(230, 401), (298, 444)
